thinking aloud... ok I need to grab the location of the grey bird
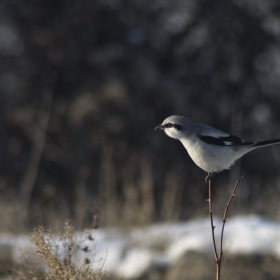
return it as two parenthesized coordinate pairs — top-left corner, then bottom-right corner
(156, 115), (280, 181)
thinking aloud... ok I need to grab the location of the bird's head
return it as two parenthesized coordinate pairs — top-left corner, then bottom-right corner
(155, 115), (192, 140)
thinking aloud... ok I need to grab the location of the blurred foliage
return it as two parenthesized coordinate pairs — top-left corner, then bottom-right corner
(1, 0), (280, 230)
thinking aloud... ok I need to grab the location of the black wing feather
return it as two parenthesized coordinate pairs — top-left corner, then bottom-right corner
(199, 135), (254, 146)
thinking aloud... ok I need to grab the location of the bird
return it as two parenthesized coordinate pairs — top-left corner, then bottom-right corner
(155, 115), (280, 182)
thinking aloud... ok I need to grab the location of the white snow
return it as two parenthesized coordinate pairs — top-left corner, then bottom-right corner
(1, 215), (280, 279)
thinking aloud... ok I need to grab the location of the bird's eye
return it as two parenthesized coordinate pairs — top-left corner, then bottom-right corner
(165, 123), (173, 128)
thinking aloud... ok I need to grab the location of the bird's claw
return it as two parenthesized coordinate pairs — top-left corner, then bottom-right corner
(205, 172), (215, 183)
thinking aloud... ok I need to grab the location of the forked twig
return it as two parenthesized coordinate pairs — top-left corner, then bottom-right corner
(218, 175), (244, 276)
(207, 174), (244, 280)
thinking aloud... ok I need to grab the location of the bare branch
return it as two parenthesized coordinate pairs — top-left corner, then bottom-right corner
(208, 174), (218, 262)
(208, 174), (244, 280)
(218, 175), (245, 276)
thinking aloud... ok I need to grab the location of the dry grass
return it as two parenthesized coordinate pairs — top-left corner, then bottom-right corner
(16, 220), (107, 280)
(0, 142), (201, 232)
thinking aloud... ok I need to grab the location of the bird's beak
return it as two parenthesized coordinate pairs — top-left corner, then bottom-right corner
(155, 124), (164, 130)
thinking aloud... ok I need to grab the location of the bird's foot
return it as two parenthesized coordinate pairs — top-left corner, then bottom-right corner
(205, 172), (215, 183)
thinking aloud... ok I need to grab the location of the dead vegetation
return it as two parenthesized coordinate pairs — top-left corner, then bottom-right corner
(15, 220), (107, 280)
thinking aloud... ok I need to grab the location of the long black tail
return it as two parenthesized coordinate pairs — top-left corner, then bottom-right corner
(253, 139), (280, 147)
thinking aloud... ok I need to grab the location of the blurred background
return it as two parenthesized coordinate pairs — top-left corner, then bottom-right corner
(1, 0), (280, 232)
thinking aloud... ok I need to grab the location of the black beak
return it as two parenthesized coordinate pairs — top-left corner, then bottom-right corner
(155, 124), (164, 130)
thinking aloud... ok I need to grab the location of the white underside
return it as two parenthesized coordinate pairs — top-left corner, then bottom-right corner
(180, 137), (255, 173)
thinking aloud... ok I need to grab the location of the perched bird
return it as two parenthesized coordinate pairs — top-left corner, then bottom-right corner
(155, 115), (280, 181)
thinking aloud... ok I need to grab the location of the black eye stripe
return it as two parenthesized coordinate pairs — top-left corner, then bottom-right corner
(164, 123), (182, 130)
(174, 124), (182, 130)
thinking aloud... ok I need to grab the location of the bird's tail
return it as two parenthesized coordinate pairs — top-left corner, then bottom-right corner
(253, 139), (280, 148)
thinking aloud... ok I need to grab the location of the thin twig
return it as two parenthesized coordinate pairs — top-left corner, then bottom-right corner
(208, 174), (244, 280)
(207, 174), (218, 262)
(218, 175), (245, 277)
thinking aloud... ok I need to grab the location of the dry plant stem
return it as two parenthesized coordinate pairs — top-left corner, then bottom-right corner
(20, 89), (52, 204)
(207, 174), (218, 262)
(208, 173), (244, 280)
(19, 89), (53, 228)
(218, 175), (245, 273)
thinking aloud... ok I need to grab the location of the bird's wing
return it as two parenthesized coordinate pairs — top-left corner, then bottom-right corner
(199, 134), (254, 146)
(196, 124), (254, 146)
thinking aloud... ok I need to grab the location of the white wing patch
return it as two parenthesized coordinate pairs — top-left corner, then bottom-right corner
(224, 141), (234, 145)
